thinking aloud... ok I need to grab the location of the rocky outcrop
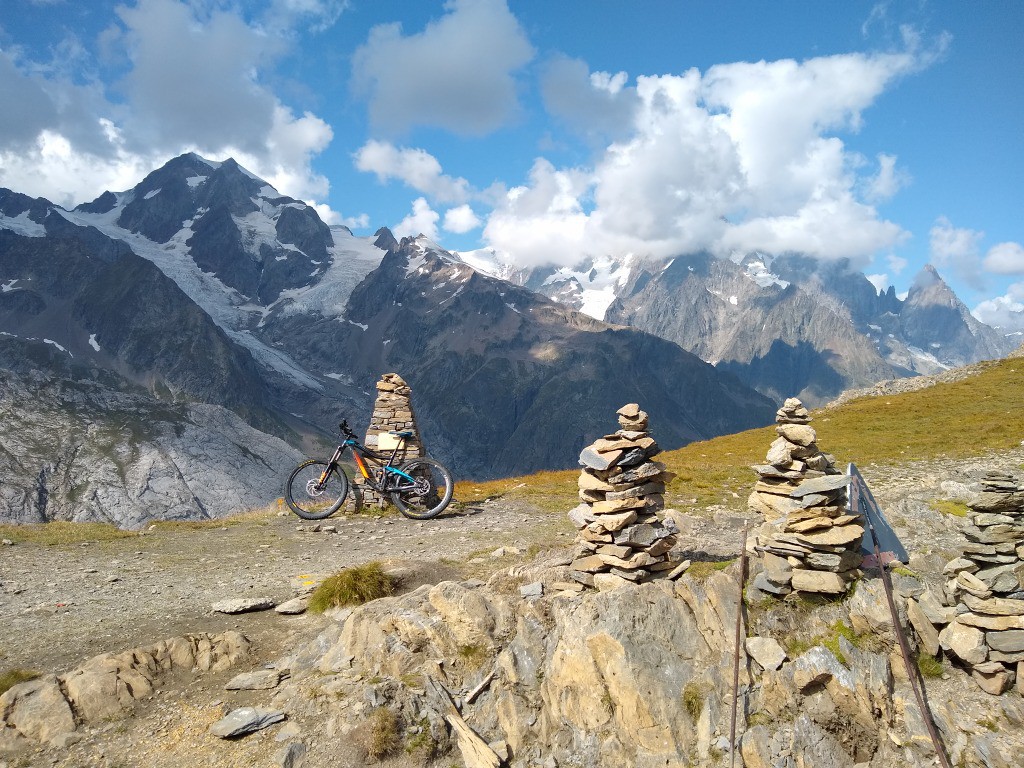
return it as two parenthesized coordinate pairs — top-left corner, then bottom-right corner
(254, 556), (1023, 768)
(0, 632), (249, 752)
(568, 404), (683, 588)
(749, 398), (860, 596)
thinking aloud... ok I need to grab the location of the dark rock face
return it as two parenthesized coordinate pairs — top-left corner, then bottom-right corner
(265, 238), (776, 479)
(0, 226), (275, 430)
(899, 265), (1011, 363)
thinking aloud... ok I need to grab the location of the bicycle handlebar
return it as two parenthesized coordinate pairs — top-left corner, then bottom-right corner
(339, 419), (357, 439)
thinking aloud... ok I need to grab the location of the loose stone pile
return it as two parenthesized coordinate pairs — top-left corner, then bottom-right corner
(751, 398), (861, 596)
(359, 373), (424, 509)
(932, 471), (1024, 694)
(568, 404), (682, 589)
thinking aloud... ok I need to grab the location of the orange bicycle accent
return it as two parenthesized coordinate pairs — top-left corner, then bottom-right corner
(352, 451), (371, 478)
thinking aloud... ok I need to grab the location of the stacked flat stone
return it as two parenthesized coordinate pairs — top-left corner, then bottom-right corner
(750, 398), (861, 597)
(934, 471), (1024, 694)
(568, 404), (681, 589)
(359, 373), (423, 509)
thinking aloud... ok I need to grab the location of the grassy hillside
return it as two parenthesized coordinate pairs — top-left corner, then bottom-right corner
(457, 356), (1024, 514)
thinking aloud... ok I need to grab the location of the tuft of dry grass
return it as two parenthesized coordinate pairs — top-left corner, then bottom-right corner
(364, 706), (400, 761)
(308, 562), (396, 613)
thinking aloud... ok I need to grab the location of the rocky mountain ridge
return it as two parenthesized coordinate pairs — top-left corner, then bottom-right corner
(468, 248), (1017, 407)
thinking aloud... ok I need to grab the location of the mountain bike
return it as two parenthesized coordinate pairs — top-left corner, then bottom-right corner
(284, 420), (453, 521)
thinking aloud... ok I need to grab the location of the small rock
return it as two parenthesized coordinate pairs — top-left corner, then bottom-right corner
(746, 636), (787, 671)
(212, 597), (275, 614)
(274, 741), (307, 768)
(225, 670), (283, 690)
(519, 582), (543, 599)
(274, 597), (308, 615)
(209, 707), (286, 738)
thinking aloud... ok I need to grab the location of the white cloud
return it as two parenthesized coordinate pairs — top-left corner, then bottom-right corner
(342, 213), (370, 230)
(886, 253), (908, 275)
(443, 204), (480, 234)
(0, 0), (334, 208)
(866, 273), (890, 293)
(486, 47), (930, 266)
(263, 0), (349, 33)
(865, 153), (909, 201)
(540, 55), (639, 142)
(350, 0), (534, 136)
(929, 216), (984, 288)
(354, 140), (470, 204)
(973, 282), (1024, 332)
(393, 197), (440, 240)
(983, 241), (1024, 275)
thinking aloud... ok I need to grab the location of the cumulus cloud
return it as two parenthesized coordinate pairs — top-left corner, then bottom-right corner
(354, 140), (470, 204)
(983, 241), (1024, 275)
(443, 204), (480, 233)
(973, 282), (1024, 332)
(929, 216), (984, 288)
(485, 46), (931, 266)
(540, 55), (639, 142)
(393, 197), (440, 240)
(350, 0), (534, 136)
(0, 0), (336, 208)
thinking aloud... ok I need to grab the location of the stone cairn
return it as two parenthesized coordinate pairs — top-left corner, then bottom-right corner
(750, 398), (862, 597)
(358, 373), (424, 510)
(931, 470), (1024, 694)
(567, 404), (682, 589)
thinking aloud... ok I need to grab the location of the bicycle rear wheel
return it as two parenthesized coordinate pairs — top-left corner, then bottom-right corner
(390, 458), (453, 520)
(285, 459), (349, 520)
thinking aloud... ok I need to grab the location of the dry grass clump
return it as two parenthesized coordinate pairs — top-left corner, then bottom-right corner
(308, 562), (396, 613)
(917, 654), (944, 678)
(359, 706), (400, 761)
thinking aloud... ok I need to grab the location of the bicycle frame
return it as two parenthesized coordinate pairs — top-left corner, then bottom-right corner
(321, 436), (416, 493)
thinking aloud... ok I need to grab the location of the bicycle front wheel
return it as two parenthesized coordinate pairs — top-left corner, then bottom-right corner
(390, 458), (453, 520)
(285, 460), (349, 520)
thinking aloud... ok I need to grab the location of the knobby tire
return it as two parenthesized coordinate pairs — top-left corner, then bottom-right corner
(285, 459), (349, 520)
(390, 458), (453, 520)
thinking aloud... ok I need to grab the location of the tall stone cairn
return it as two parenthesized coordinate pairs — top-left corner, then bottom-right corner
(749, 398), (861, 597)
(930, 471), (1024, 695)
(567, 404), (682, 590)
(358, 373), (424, 509)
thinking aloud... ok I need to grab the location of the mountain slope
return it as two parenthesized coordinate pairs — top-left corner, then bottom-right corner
(0, 191), (278, 430)
(264, 236), (777, 479)
(604, 253), (898, 405)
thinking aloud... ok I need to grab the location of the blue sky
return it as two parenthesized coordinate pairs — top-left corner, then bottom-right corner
(1, 0), (1022, 328)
